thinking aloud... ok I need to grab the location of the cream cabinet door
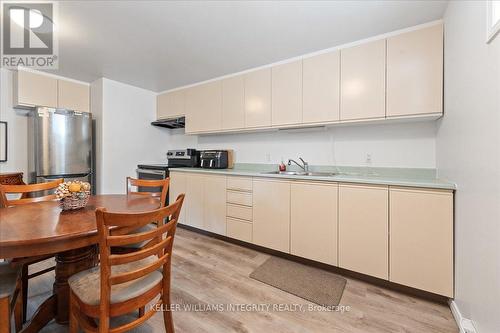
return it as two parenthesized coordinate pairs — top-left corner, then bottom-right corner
(203, 175), (227, 235)
(157, 90), (185, 120)
(339, 184), (388, 279)
(303, 51), (340, 123)
(291, 182), (338, 265)
(387, 24), (443, 117)
(389, 187), (453, 297)
(58, 80), (90, 112)
(185, 81), (222, 133)
(272, 61), (302, 126)
(244, 68), (271, 128)
(253, 179), (290, 252)
(169, 172), (187, 225)
(340, 40), (386, 120)
(222, 75), (245, 130)
(14, 70), (57, 108)
(185, 173), (205, 229)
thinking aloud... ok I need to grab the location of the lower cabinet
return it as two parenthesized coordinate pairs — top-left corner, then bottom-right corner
(389, 187), (453, 297)
(339, 184), (389, 279)
(170, 172), (226, 235)
(204, 175), (227, 235)
(185, 173), (205, 229)
(169, 171), (187, 225)
(171, 172), (454, 297)
(290, 182), (338, 265)
(252, 179), (290, 252)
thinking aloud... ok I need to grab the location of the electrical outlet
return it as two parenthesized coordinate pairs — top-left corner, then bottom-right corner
(366, 154), (372, 165)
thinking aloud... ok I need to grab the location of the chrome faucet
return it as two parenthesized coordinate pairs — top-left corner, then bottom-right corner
(288, 157), (309, 172)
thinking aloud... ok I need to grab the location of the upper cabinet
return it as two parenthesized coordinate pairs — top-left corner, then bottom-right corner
(158, 24), (443, 134)
(185, 81), (222, 133)
(13, 70), (90, 112)
(58, 80), (90, 113)
(303, 51), (340, 123)
(340, 39), (386, 121)
(387, 24), (443, 117)
(244, 68), (272, 128)
(222, 75), (245, 130)
(271, 60), (303, 126)
(157, 89), (185, 120)
(14, 70), (57, 108)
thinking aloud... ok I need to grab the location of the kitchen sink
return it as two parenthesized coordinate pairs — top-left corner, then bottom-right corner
(262, 171), (336, 177)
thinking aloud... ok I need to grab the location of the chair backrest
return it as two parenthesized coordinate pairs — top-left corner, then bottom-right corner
(95, 194), (185, 329)
(0, 178), (63, 208)
(126, 177), (169, 207)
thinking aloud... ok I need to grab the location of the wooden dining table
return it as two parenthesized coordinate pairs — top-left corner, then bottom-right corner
(0, 194), (161, 333)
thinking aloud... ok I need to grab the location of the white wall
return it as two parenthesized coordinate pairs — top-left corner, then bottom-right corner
(93, 78), (170, 194)
(166, 121), (437, 168)
(0, 69), (29, 181)
(437, 1), (500, 332)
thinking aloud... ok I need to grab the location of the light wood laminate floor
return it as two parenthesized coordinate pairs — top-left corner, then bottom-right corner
(25, 228), (458, 333)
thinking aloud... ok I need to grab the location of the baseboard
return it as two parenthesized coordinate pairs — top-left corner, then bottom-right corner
(449, 300), (478, 333)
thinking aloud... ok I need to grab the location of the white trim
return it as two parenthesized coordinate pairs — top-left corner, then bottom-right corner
(486, 0), (500, 43)
(158, 19), (443, 94)
(15, 67), (90, 86)
(449, 300), (479, 333)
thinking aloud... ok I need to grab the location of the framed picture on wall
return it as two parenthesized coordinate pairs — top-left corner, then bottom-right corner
(487, 0), (500, 43)
(0, 121), (7, 162)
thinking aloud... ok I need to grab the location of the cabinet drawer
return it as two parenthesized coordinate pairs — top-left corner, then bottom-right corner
(226, 218), (252, 243)
(227, 204), (253, 221)
(227, 190), (252, 206)
(227, 177), (252, 192)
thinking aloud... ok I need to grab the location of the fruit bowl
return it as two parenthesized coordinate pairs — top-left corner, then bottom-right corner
(56, 181), (91, 211)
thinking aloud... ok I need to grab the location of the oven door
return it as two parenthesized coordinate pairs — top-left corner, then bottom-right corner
(135, 168), (168, 197)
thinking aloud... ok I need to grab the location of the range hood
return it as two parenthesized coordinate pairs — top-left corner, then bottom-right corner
(151, 116), (185, 129)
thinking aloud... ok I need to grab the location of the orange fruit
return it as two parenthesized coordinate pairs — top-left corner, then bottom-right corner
(68, 184), (81, 192)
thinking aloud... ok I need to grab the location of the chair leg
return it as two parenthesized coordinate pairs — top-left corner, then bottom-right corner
(14, 280), (23, 333)
(69, 291), (79, 333)
(21, 264), (28, 323)
(162, 294), (174, 333)
(0, 297), (10, 333)
(138, 306), (145, 318)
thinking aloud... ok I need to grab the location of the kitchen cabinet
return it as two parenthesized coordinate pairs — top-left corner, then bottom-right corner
(203, 175), (227, 235)
(303, 51), (340, 123)
(157, 90), (185, 120)
(169, 171), (187, 225)
(339, 184), (388, 279)
(222, 75), (245, 130)
(171, 172), (226, 234)
(185, 81), (222, 133)
(389, 187), (453, 297)
(387, 24), (443, 117)
(290, 182), (338, 265)
(244, 68), (271, 128)
(252, 179), (290, 252)
(340, 39), (386, 121)
(271, 60), (302, 126)
(14, 70), (57, 108)
(226, 218), (252, 243)
(185, 173), (205, 229)
(58, 80), (90, 112)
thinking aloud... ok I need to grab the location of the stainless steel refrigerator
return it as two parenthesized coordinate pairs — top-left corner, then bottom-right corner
(28, 107), (94, 187)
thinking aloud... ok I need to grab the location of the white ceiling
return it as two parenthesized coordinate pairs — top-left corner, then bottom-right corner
(46, 0), (448, 92)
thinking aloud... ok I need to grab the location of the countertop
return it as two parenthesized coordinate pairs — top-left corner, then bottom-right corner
(169, 164), (456, 190)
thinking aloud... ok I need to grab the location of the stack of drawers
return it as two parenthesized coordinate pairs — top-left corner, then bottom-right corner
(226, 177), (253, 242)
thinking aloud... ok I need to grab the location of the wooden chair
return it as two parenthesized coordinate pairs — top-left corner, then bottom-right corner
(0, 262), (23, 333)
(68, 194), (185, 333)
(0, 178), (63, 322)
(126, 177), (169, 207)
